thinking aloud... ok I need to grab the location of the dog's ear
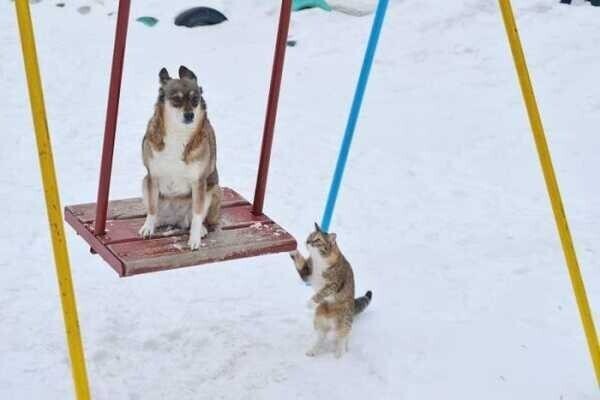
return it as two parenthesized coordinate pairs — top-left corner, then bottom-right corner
(159, 68), (171, 85)
(179, 65), (197, 82)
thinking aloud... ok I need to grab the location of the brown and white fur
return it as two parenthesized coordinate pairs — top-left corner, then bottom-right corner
(290, 223), (372, 358)
(139, 66), (221, 250)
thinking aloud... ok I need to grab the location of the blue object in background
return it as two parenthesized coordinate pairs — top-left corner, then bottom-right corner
(136, 16), (159, 27)
(292, 0), (332, 12)
(320, 0), (389, 232)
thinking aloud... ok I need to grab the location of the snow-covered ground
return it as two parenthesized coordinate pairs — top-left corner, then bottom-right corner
(1, 0), (600, 398)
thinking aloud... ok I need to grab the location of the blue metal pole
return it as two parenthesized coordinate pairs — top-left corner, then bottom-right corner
(320, 0), (389, 232)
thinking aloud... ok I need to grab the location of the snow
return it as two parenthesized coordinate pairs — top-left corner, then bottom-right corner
(1, 0), (600, 399)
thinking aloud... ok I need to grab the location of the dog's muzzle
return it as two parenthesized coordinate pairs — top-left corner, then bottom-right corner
(183, 112), (194, 124)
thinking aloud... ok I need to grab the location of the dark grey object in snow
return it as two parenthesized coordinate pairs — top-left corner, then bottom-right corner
(174, 7), (227, 28)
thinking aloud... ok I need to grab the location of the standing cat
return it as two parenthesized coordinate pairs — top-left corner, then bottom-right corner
(290, 223), (372, 358)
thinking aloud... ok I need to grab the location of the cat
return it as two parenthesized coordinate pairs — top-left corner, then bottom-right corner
(290, 223), (372, 358)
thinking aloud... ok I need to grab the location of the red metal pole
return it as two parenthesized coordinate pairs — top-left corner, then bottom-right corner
(252, 0), (292, 215)
(94, 0), (131, 235)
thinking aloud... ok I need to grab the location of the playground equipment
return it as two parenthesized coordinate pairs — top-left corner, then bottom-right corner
(13, 0), (600, 398)
(319, 0), (600, 388)
(63, 0), (297, 277)
(320, 0), (388, 232)
(498, 0), (600, 384)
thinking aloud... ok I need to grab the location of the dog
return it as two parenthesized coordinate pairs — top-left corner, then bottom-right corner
(138, 66), (222, 250)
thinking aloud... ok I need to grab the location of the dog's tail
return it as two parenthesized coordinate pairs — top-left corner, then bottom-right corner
(354, 290), (372, 315)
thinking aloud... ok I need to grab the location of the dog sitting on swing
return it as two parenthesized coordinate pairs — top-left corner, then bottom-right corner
(138, 65), (222, 250)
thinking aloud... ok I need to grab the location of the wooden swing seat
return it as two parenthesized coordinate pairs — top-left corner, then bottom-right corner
(64, 188), (297, 277)
(62, 0), (296, 277)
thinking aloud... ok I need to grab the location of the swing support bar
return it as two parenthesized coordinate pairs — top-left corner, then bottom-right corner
(94, 0), (292, 234)
(14, 1), (91, 398)
(14, 0), (293, 395)
(94, 0), (131, 236)
(498, 0), (600, 386)
(320, 0), (389, 232)
(253, 0), (293, 215)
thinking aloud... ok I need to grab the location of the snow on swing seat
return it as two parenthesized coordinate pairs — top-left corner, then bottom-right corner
(64, 187), (297, 277)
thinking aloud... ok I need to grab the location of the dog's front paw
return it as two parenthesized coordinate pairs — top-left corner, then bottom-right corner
(188, 224), (208, 251)
(188, 236), (201, 251)
(138, 215), (157, 238)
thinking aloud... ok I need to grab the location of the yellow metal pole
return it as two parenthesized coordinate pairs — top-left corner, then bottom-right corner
(498, 0), (600, 386)
(14, 1), (91, 399)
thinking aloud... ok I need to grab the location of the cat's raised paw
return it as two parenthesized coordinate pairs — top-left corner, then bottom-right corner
(306, 299), (318, 309)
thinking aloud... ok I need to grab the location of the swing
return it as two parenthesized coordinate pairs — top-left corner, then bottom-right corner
(16, 0), (600, 394)
(64, 0), (297, 277)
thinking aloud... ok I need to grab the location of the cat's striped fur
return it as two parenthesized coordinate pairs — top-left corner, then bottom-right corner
(290, 223), (372, 358)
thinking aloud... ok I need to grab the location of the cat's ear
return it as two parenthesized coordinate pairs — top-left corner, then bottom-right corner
(314, 222), (322, 233)
(327, 232), (337, 243)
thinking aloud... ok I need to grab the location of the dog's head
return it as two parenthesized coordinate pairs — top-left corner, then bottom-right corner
(158, 66), (205, 125)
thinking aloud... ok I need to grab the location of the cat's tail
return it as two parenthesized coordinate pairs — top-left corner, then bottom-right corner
(354, 290), (372, 315)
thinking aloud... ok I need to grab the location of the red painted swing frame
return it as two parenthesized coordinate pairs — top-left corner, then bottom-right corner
(64, 0), (297, 276)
